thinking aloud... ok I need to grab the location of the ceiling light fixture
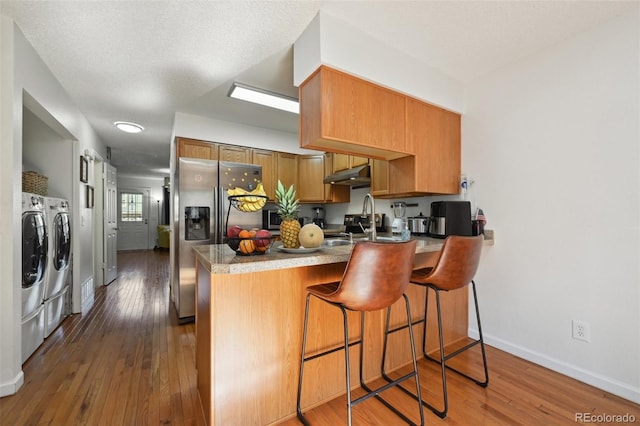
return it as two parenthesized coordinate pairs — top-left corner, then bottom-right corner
(114, 121), (145, 133)
(228, 82), (299, 114)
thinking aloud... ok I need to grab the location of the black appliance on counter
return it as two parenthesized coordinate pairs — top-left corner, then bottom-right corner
(428, 201), (472, 238)
(343, 213), (386, 234)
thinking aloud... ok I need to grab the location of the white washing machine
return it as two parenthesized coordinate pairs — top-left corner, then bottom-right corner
(43, 197), (71, 337)
(21, 192), (48, 362)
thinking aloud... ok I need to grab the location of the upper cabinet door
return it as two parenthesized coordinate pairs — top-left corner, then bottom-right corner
(297, 155), (326, 202)
(405, 99), (460, 195)
(276, 152), (298, 196)
(250, 149), (276, 200)
(219, 145), (250, 163)
(177, 138), (218, 160)
(299, 66), (409, 160)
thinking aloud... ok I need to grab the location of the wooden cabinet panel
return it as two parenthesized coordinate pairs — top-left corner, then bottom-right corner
(276, 152), (298, 195)
(350, 155), (369, 168)
(332, 153), (350, 172)
(297, 155), (325, 202)
(219, 145), (250, 163)
(299, 66), (461, 198)
(324, 154), (350, 203)
(177, 138), (218, 160)
(251, 149), (276, 200)
(332, 153), (368, 172)
(371, 158), (389, 196)
(297, 154), (349, 203)
(406, 99), (460, 195)
(384, 100), (460, 197)
(300, 66), (410, 160)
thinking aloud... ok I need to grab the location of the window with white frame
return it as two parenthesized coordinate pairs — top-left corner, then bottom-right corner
(121, 192), (143, 222)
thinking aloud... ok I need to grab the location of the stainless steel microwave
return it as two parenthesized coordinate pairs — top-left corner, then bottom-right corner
(262, 209), (282, 230)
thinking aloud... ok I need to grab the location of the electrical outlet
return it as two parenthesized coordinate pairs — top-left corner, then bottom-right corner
(572, 320), (591, 342)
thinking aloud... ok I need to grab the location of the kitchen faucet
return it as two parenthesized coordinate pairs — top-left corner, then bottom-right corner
(361, 193), (377, 241)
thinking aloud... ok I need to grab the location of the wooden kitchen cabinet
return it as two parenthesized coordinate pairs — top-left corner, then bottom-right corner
(176, 137), (218, 160)
(276, 152), (298, 194)
(297, 154), (349, 203)
(323, 154), (350, 203)
(370, 158), (389, 196)
(299, 66), (410, 160)
(219, 145), (250, 163)
(332, 153), (369, 172)
(250, 149), (276, 200)
(387, 99), (461, 196)
(297, 155), (324, 202)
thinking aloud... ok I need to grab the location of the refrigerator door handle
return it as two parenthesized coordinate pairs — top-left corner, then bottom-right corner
(213, 186), (219, 243)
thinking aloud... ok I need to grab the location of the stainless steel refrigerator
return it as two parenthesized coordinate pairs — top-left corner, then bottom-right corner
(173, 158), (262, 322)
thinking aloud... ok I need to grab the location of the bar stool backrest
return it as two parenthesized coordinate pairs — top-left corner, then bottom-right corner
(426, 235), (483, 291)
(334, 240), (417, 311)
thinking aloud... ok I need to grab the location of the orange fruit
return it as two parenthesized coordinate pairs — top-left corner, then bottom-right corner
(239, 239), (255, 254)
(255, 245), (268, 252)
(238, 229), (252, 239)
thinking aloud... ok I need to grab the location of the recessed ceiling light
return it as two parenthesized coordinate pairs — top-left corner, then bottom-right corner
(228, 82), (299, 114)
(114, 121), (144, 133)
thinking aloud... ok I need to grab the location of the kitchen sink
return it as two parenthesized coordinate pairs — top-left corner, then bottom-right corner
(322, 236), (405, 247)
(322, 239), (352, 247)
(374, 236), (404, 242)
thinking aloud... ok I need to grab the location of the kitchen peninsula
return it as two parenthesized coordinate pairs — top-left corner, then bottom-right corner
(193, 236), (493, 425)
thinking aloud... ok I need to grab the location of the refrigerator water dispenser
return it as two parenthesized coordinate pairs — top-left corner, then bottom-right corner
(185, 206), (210, 240)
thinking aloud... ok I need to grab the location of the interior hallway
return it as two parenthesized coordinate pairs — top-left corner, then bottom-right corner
(0, 250), (198, 425)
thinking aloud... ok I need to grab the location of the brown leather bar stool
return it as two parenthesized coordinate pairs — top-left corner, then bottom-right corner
(381, 235), (488, 419)
(296, 240), (424, 426)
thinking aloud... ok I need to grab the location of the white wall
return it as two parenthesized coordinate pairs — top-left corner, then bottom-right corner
(463, 9), (639, 402)
(0, 18), (106, 396)
(293, 10), (465, 113)
(173, 112), (313, 155)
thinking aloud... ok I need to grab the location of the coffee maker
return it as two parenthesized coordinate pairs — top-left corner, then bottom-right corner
(427, 201), (472, 238)
(312, 207), (325, 229)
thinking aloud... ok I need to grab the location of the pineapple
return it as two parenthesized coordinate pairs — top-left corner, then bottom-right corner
(275, 180), (301, 248)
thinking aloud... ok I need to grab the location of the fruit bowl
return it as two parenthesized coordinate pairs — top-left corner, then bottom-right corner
(226, 237), (272, 255)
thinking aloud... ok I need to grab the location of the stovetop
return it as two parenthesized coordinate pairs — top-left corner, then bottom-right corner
(343, 213), (386, 233)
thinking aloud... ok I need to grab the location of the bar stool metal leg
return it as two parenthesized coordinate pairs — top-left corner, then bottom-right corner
(297, 240), (422, 425)
(421, 280), (489, 418)
(298, 293), (425, 426)
(382, 280), (489, 419)
(360, 295), (425, 426)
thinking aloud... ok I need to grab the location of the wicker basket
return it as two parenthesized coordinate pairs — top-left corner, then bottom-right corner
(22, 171), (48, 196)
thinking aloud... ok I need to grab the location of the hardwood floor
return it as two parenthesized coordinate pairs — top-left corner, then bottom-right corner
(1, 250), (638, 425)
(0, 250), (198, 425)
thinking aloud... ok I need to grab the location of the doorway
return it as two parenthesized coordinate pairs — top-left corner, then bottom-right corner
(117, 187), (151, 251)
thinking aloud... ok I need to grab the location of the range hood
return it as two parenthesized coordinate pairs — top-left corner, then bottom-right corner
(323, 165), (371, 188)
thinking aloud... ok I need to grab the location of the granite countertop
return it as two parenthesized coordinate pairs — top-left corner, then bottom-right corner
(193, 234), (494, 275)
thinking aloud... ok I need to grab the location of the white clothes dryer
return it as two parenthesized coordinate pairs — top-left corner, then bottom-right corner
(43, 197), (71, 337)
(21, 192), (48, 362)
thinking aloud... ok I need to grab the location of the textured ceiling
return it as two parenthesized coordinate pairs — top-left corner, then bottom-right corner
(1, 1), (634, 178)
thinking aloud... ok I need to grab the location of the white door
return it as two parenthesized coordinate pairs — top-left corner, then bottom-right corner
(117, 187), (150, 251)
(105, 164), (118, 284)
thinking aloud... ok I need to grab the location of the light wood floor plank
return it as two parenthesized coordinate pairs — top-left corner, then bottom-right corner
(1, 250), (638, 425)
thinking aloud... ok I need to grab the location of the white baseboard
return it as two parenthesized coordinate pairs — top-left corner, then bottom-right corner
(468, 329), (640, 404)
(81, 277), (94, 315)
(0, 370), (24, 397)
